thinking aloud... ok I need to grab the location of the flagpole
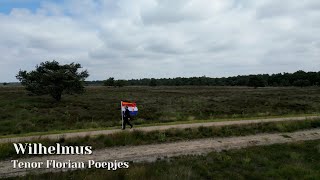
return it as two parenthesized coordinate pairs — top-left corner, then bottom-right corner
(121, 101), (123, 129)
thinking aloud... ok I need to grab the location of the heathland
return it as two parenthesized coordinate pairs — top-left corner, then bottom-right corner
(0, 85), (320, 179)
(0, 86), (320, 135)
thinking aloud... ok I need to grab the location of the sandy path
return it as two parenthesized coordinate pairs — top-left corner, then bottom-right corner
(0, 129), (319, 178)
(0, 116), (318, 144)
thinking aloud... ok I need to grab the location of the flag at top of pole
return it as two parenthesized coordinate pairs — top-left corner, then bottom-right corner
(121, 101), (138, 116)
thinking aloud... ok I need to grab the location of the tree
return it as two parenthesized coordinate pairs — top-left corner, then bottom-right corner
(114, 80), (127, 87)
(2, 82), (8, 86)
(248, 76), (266, 88)
(16, 61), (89, 101)
(293, 80), (311, 87)
(149, 78), (157, 86)
(104, 77), (115, 86)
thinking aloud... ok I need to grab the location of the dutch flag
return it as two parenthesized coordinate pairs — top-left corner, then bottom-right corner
(121, 101), (138, 116)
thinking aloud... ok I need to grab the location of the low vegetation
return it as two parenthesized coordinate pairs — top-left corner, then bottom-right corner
(9, 139), (320, 179)
(0, 86), (320, 135)
(1, 118), (320, 161)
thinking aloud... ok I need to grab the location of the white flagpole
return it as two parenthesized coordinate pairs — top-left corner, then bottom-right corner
(121, 101), (124, 129)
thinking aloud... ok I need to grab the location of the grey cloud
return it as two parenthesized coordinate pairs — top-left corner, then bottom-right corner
(256, 0), (320, 19)
(0, 0), (319, 82)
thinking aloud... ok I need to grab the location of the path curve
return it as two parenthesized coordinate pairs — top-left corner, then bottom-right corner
(0, 116), (319, 144)
(0, 129), (319, 178)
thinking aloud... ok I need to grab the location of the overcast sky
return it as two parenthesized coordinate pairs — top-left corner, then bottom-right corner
(0, 0), (319, 82)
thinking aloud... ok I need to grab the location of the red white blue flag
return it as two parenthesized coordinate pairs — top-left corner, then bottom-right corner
(121, 101), (138, 116)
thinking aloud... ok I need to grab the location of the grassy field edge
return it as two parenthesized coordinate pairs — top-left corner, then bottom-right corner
(7, 139), (320, 180)
(0, 113), (319, 139)
(1, 118), (320, 161)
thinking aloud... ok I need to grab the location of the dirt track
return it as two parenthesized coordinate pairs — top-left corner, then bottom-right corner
(0, 116), (319, 144)
(0, 129), (319, 178)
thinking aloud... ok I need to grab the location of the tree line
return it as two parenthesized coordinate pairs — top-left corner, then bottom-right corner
(14, 60), (320, 101)
(102, 70), (320, 88)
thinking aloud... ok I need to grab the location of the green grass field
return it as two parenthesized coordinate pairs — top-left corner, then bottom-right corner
(9, 139), (320, 180)
(1, 86), (320, 135)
